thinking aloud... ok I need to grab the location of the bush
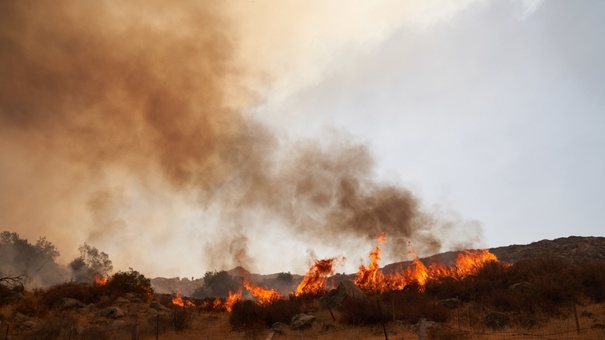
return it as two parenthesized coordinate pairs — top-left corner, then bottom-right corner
(106, 268), (153, 300)
(229, 300), (265, 330)
(229, 298), (303, 330)
(427, 325), (469, 340)
(340, 297), (390, 325)
(173, 306), (194, 331)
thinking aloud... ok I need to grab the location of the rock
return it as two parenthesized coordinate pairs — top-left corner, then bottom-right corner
(55, 297), (84, 310)
(484, 311), (510, 329)
(149, 301), (170, 312)
(410, 319), (437, 332)
(291, 313), (316, 330)
(114, 297), (130, 304)
(271, 322), (286, 334)
(109, 320), (129, 330)
(18, 320), (38, 330)
(508, 282), (532, 293)
(97, 306), (125, 319)
(437, 298), (460, 308)
(320, 280), (366, 308)
(13, 312), (28, 321)
(322, 322), (336, 331)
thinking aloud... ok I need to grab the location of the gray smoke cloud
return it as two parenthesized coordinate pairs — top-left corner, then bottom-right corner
(0, 1), (482, 276)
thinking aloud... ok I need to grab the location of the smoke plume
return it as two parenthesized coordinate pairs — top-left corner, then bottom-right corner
(0, 1), (482, 276)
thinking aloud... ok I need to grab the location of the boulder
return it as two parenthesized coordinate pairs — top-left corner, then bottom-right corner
(320, 280), (365, 308)
(322, 322), (336, 331)
(109, 320), (130, 330)
(149, 301), (170, 312)
(55, 297), (84, 310)
(97, 306), (125, 319)
(484, 311), (510, 329)
(114, 297), (130, 304)
(271, 322), (286, 334)
(291, 313), (316, 330)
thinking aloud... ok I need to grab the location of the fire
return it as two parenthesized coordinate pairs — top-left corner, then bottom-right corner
(242, 272), (283, 305)
(354, 232), (386, 291)
(172, 292), (195, 307)
(224, 290), (242, 312)
(94, 274), (108, 286)
(295, 256), (345, 296)
(354, 233), (506, 293)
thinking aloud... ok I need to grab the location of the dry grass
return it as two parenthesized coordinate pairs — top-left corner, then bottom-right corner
(3, 256), (605, 339)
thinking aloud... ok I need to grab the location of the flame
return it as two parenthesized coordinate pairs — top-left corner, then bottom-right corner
(172, 292), (195, 307)
(295, 256), (345, 296)
(224, 289), (242, 312)
(94, 274), (108, 286)
(354, 233), (507, 293)
(354, 232), (386, 291)
(241, 271), (284, 305)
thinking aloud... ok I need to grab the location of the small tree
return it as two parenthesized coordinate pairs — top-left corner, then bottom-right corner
(107, 268), (153, 300)
(192, 270), (241, 298)
(69, 243), (113, 282)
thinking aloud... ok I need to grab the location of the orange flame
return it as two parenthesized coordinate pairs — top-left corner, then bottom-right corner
(241, 271), (283, 305)
(354, 232), (386, 291)
(172, 292), (195, 307)
(94, 274), (108, 286)
(354, 233), (507, 293)
(224, 289), (242, 312)
(295, 256), (345, 296)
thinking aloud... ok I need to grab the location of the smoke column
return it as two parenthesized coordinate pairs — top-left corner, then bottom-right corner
(0, 1), (482, 276)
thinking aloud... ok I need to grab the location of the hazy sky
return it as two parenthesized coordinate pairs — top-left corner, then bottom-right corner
(253, 0), (605, 249)
(1, 0), (603, 278)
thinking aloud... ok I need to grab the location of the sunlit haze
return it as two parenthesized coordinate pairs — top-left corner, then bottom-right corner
(1, 0), (603, 278)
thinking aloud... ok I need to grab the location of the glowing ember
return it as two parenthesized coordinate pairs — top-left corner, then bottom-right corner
(224, 290), (242, 312)
(242, 272), (283, 305)
(295, 256), (345, 296)
(94, 274), (108, 286)
(172, 292), (195, 307)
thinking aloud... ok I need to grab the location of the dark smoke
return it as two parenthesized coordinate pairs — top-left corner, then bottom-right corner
(0, 1), (481, 275)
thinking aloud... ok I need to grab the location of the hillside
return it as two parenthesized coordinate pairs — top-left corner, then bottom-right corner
(152, 236), (605, 295)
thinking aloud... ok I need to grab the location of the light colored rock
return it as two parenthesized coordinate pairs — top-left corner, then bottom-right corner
(291, 313), (316, 330)
(56, 297), (84, 310)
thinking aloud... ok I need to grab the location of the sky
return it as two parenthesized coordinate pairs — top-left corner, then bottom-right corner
(1, 0), (604, 278)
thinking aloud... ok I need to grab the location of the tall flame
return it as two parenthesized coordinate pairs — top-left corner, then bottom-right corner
(224, 290), (242, 312)
(354, 232), (386, 291)
(295, 256), (345, 296)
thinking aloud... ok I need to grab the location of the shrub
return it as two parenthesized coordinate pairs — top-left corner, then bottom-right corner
(339, 297), (390, 325)
(229, 298), (303, 330)
(173, 306), (194, 331)
(106, 268), (153, 300)
(229, 300), (265, 330)
(427, 325), (469, 340)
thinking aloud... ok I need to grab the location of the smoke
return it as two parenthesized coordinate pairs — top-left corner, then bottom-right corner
(0, 1), (482, 276)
